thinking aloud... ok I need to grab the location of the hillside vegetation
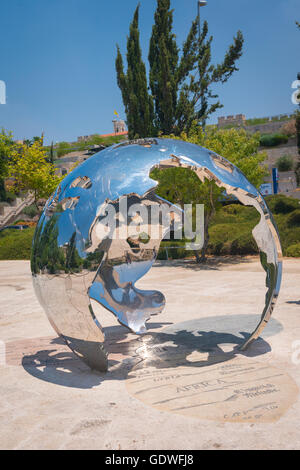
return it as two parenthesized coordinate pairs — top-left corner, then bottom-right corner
(160, 194), (300, 259)
(0, 226), (35, 260)
(0, 195), (299, 261)
(46, 134), (127, 159)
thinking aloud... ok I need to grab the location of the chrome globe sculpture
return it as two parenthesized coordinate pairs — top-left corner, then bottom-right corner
(31, 138), (282, 372)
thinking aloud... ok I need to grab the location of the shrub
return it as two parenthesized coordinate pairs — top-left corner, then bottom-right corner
(276, 155), (293, 172)
(22, 204), (38, 218)
(279, 119), (296, 137)
(213, 242), (224, 255)
(168, 247), (186, 259)
(0, 227), (35, 260)
(207, 219), (258, 256)
(0, 180), (6, 202)
(221, 204), (259, 222)
(4, 191), (17, 203)
(208, 197), (300, 257)
(265, 195), (299, 214)
(222, 204), (245, 215)
(157, 239), (195, 260)
(209, 223), (236, 244)
(230, 234), (259, 255)
(286, 243), (300, 257)
(260, 133), (289, 147)
(287, 210), (300, 227)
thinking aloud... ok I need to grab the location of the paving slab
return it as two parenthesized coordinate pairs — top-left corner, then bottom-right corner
(0, 257), (299, 450)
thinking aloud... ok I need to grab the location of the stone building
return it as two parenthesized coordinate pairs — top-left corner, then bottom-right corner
(77, 136), (90, 142)
(112, 119), (126, 134)
(77, 120), (127, 142)
(218, 114), (246, 128)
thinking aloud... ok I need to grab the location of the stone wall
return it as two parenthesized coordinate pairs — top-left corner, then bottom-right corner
(218, 114), (246, 127)
(217, 113), (295, 135)
(245, 121), (287, 135)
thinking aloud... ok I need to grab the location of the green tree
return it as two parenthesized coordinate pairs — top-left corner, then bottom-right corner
(295, 20), (300, 184)
(151, 165), (221, 262)
(116, 1), (244, 137)
(186, 126), (267, 188)
(8, 140), (62, 208)
(65, 232), (82, 272)
(48, 141), (55, 164)
(116, 4), (154, 139)
(23, 136), (43, 147)
(31, 215), (66, 274)
(148, 0), (181, 134)
(196, 23), (244, 130)
(296, 108), (300, 185)
(152, 126), (267, 262)
(0, 129), (15, 201)
(149, 0), (243, 133)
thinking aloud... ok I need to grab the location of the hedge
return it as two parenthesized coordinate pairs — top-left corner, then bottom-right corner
(260, 133), (289, 147)
(0, 227), (35, 260)
(286, 243), (300, 257)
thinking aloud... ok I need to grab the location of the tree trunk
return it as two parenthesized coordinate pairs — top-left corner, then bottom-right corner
(34, 190), (39, 211)
(195, 183), (216, 263)
(197, 212), (212, 263)
(193, 249), (201, 263)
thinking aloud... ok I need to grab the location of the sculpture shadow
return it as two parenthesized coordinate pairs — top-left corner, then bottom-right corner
(21, 322), (169, 389)
(22, 315), (281, 389)
(137, 313), (283, 371)
(21, 338), (104, 389)
(132, 329), (271, 372)
(155, 256), (254, 271)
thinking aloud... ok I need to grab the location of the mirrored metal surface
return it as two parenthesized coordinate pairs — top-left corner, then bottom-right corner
(31, 138), (282, 371)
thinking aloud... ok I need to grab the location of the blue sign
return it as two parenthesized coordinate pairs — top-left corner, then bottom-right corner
(260, 183), (273, 196)
(272, 168), (278, 194)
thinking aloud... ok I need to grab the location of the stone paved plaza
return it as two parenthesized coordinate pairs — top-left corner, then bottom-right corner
(0, 258), (299, 450)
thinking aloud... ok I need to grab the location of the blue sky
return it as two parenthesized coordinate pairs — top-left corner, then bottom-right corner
(0, 0), (299, 144)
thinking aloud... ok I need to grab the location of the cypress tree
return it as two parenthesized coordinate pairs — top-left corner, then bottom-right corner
(116, 1), (244, 137)
(296, 110), (300, 185)
(295, 22), (300, 185)
(148, 0), (179, 134)
(116, 5), (154, 139)
(48, 141), (54, 164)
(148, 0), (243, 134)
(295, 75), (300, 186)
(197, 22), (244, 129)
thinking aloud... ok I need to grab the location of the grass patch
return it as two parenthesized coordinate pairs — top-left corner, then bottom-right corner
(246, 117), (269, 126)
(0, 227), (35, 260)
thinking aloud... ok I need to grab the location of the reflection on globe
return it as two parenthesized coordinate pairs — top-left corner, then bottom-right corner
(31, 138), (282, 372)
